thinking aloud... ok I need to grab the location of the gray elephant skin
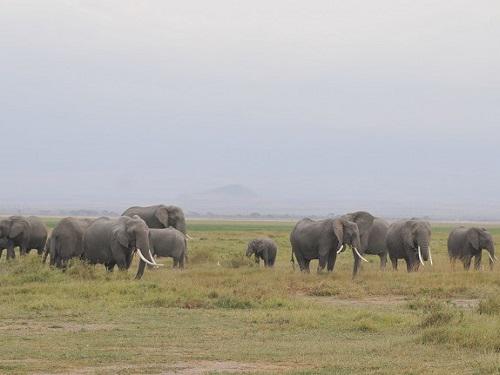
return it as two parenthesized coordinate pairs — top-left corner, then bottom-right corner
(290, 218), (362, 275)
(246, 238), (277, 267)
(122, 204), (186, 234)
(448, 227), (496, 270)
(82, 216), (158, 279)
(386, 219), (432, 272)
(341, 211), (389, 270)
(43, 217), (94, 268)
(0, 216), (47, 260)
(149, 227), (187, 268)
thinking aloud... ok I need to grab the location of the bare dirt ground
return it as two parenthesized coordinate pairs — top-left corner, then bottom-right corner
(34, 361), (293, 374)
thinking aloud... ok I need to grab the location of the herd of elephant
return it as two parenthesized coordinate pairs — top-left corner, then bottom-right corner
(250, 211), (497, 277)
(0, 206), (497, 279)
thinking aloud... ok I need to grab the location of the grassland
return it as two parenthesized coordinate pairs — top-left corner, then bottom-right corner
(0, 219), (499, 374)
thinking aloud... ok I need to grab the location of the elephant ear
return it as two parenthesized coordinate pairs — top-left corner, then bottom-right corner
(154, 207), (169, 228)
(10, 219), (26, 239)
(113, 227), (129, 248)
(332, 219), (344, 245)
(466, 229), (480, 250)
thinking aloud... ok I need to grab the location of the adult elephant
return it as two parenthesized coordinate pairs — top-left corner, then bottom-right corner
(290, 218), (364, 276)
(43, 217), (94, 268)
(122, 204), (188, 236)
(448, 227), (496, 270)
(82, 215), (162, 279)
(341, 211), (389, 270)
(386, 219), (432, 272)
(0, 216), (47, 259)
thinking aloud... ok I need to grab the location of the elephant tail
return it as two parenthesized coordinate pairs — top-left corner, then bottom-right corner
(290, 249), (295, 270)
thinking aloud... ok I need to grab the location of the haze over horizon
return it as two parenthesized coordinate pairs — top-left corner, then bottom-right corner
(1, 1), (499, 219)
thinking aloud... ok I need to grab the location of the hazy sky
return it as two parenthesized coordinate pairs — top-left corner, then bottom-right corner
(1, 1), (499, 216)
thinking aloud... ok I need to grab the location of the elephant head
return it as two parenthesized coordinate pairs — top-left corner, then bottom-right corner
(342, 211), (375, 250)
(0, 216), (29, 240)
(334, 219), (362, 258)
(403, 220), (432, 268)
(115, 215), (162, 279)
(166, 205), (186, 235)
(468, 228), (496, 270)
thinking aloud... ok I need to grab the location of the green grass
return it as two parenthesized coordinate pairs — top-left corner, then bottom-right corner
(0, 219), (499, 374)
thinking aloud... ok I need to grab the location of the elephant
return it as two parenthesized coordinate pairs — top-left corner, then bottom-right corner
(122, 204), (187, 235)
(246, 237), (277, 267)
(341, 211), (389, 270)
(448, 227), (496, 270)
(43, 217), (94, 268)
(148, 227), (187, 268)
(290, 218), (363, 276)
(0, 237), (9, 260)
(0, 216), (48, 259)
(386, 219), (432, 272)
(82, 215), (162, 279)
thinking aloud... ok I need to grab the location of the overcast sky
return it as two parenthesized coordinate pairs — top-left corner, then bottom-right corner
(1, 1), (499, 217)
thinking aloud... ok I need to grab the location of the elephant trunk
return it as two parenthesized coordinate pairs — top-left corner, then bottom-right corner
(417, 234), (430, 262)
(135, 235), (161, 279)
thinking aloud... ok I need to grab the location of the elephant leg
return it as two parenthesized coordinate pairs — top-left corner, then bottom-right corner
(304, 259), (311, 272)
(390, 257), (398, 270)
(463, 256), (472, 270)
(317, 255), (327, 273)
(173, 258), (179, 268)
(474, 254), (482, 270)
(327, 250), (336, 272)
(105, 262), (116, 272)
(293, 252), (307, 272)
(178, 256), (185, 269)
(254, 256), (260, 265)
(379, 253), (387, 270)
(7, 244), (15, 260)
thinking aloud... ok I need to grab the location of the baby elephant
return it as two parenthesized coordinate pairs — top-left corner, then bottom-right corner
(246, 238), (277, 267)
(149, 228), (187, 268)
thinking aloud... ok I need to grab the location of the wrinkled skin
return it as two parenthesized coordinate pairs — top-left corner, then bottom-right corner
(122, 204), (187, 234)
(448, 227), (496, 271)
(82, 216), (155, 279)
(386, 219), (432, 272)
(0, 216), (47, 260)
(43, 217), (94, 268)
(149, 227), (187, 268)
(341, 211), (389, 272)
(290, 218), (361, 275)
(246, 238), (277, 267)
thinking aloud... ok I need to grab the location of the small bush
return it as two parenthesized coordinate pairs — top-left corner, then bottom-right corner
(214, 296), (254, 309)
(478, 296), (500, 315)
(221, 256), (254, 269)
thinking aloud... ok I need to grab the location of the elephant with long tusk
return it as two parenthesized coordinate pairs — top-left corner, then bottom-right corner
(290, 217), (363, 277)
(82, 215), (163, 279)
(386, 219), (432, 272)
(340, 211), (390, 272)
(448, 227), (496, 271)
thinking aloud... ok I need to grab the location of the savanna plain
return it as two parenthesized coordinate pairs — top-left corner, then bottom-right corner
(1, 219), (499, 374)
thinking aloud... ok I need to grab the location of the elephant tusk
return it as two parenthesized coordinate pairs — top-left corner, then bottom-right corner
(354, 248), (369, 262)
(137, 248), (164, 267)
(487, 252), (495, 263)
(148, 249), (159, 265)
(428, 246), (433, 266)
(336, 245), (344, 254)
(185, 234), (193, 240)
(418, 246), (425, 266)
